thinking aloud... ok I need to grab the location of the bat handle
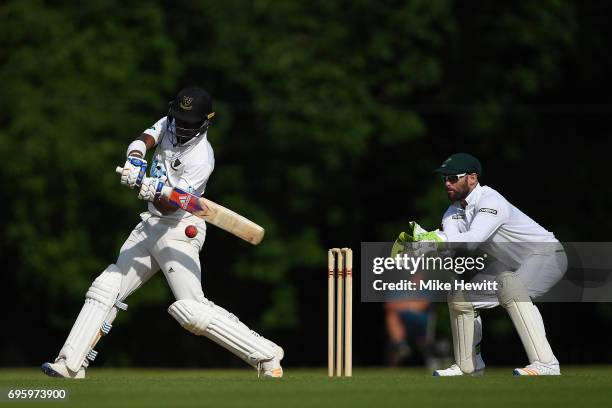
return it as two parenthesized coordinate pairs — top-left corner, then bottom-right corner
(115, 166), (123, 175)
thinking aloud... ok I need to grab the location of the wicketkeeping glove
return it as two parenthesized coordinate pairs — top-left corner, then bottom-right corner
(121, 156), (148, 189)
(414, 230), (445, 244)
(390, 221), (431, 257)
(391, 231), (412, 257)
(409, 221), (429, 237)
(413, 230), (446, 256)
(392, 221), (448, 257)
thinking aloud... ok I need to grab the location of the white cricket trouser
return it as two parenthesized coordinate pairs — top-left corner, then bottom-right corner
(471, 250), (567, 310)
(114, 212), (280, 367)
(115, 212), (207, 302)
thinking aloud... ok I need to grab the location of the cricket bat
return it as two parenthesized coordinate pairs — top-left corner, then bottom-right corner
(115, 167), (265, 245)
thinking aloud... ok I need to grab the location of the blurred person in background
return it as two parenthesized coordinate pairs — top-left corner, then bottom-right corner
(385, 299), (435, 367)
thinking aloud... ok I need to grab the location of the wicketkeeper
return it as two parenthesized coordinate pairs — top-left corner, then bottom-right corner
(42, 86), (284, 379)
(392, 153), (566, 376)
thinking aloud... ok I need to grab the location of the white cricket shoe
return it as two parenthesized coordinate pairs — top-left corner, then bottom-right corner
(41, 360), (86, 379)
(258, 346), (284, 379)
(513, 358), (560, 376)
(433, 354), (485, 377)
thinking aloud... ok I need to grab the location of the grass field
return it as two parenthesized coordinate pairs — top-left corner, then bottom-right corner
(1, 367), (611, 408)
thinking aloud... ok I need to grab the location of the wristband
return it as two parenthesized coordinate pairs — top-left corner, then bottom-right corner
(126, 139), (146, 158)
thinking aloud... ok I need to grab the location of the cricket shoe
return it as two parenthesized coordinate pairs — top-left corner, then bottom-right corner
(513, 358), (560, 376)
(41, 360), (86, 379)
(258, 346), (284, 379)
(433, 354), (485, 377)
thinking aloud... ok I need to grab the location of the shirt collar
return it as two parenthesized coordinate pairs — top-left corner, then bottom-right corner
(464, 183), (482, 207)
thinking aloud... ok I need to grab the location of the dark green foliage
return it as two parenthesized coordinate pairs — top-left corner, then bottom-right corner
(1, 0), (611, 366)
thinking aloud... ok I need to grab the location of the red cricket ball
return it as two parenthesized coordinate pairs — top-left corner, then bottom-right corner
(185, 225), (198, 238)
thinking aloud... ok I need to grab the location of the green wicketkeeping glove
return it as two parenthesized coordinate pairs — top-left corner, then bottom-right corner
(414, 230), (446, 252)
(391, 221), (430, 257)
(414, 231), (444, 243)
(391, 231), (412, 257)
(408, 221), (428, 237)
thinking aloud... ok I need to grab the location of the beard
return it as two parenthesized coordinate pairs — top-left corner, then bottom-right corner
(447, 185), (470, 202)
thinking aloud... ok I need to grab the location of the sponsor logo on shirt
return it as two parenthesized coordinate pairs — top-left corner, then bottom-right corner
(452, 214), (466, 220)
(479, 208), (498, 215)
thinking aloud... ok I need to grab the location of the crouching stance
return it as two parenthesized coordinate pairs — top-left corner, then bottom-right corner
(440, 268), (561, 377)
(393, 153), (565, 376)
(42, 86), (283, 379)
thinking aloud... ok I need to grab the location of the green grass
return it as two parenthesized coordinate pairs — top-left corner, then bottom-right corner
(1, 367), (611, 408)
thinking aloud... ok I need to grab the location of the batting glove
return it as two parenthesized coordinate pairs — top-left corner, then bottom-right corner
(137, 176), (166, 202)
(121, 156), (148, 189)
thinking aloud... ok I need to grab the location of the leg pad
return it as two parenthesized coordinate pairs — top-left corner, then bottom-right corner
(169, 299), (278, 366)
(448, 290), (476, 374)
(59, 265), (123, 371)
(497, 271), (554, 363)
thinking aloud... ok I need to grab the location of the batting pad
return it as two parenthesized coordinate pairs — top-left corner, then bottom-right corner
(448, 290), (476, 374)
(168, 299), (277, 366)
(497, 271), (554, 364)
(59, 265), (122, 372)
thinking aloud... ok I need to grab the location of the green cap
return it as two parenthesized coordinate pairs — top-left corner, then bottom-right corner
(434, 153), (482, 176)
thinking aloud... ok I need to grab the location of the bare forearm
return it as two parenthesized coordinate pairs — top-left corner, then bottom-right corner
(153, 195), (178, 215)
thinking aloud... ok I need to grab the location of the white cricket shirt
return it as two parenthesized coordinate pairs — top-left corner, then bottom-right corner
(440, 184), (559, 267)
(142, 116), (215, 221)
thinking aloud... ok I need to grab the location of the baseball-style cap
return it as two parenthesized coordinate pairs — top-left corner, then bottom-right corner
(169, 86), (214, 125)
(434, 153), (482, 176)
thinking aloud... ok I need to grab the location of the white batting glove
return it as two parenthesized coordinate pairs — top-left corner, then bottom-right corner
(137, 176), (166, 202)
(121, 156), (148, 189)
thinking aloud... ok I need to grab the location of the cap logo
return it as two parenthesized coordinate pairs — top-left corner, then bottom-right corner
(179, 96), (193, 111)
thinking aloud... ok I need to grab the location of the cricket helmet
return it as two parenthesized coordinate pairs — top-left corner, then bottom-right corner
(167, 86), (215, 145)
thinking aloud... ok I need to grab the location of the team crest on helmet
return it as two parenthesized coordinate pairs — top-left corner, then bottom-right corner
(180, 96), (193, 111)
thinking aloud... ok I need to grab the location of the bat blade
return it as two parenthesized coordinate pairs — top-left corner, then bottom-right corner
(168, 188), (265, 245)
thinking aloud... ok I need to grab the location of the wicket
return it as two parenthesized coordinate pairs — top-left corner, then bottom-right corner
(328, 247), (353, 377)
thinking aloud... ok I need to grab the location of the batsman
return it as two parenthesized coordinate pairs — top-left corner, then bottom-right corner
(393, 153), (566, 376)
(42, 86), (284, 379)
